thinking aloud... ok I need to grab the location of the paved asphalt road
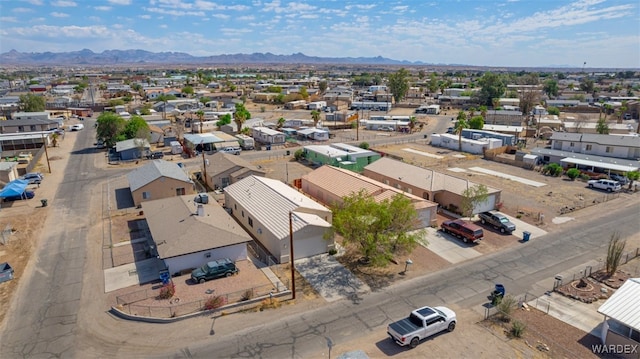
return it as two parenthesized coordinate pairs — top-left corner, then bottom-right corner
(168, 203), (639, 358)
(0, 118), (637, 358)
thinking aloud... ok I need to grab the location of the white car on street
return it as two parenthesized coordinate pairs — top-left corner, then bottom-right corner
(70, 124), (84, 131)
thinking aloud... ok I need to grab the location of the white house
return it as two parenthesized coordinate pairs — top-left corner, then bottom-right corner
(223, 176), (334, 264)
(251, 127), (286, 145)
(549, 133), (640, 160)
(430, 133), (503, 154)
(597, 278), (640, 359)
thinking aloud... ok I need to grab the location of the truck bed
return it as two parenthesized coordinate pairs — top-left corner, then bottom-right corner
(388, 317), (420, 337)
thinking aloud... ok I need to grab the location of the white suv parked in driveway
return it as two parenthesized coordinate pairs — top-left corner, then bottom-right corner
(588, 179), (621, 192)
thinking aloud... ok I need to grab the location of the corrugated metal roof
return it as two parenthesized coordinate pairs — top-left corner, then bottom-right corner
(142, 195), (251, 259)
(598, 278), (640, 330)
(115, 138), (150, 152)
(224, 176), (331, 240)
(127, 160), (192, 192)
(364, 157), (500, 196)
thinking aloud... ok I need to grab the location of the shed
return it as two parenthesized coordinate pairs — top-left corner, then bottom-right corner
(115, 138), (151, 161)
(597, 278), (640, 356)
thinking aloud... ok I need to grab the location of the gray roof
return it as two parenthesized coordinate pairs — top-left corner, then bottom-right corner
(142, 196), (251, 259)
(127, 159), (193, 192)
(598, 278), (640, 330)
(0, 118), (59, 127)
(115, 138), (150, 152)
(550, 132), (640, 147)
(224, 176), (331, 240)
(207, 152), (265, 176)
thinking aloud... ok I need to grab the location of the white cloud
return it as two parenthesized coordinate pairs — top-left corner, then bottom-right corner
(139, 14), (151, 19)
(94, 6), (112, 11)
(107, 0), (131, 4)
(159, 24), (168, 28)
(0, 17), (18, 23)
(51, 0), (77, 7)
(346, 4), (376, 10)
(143, 7), (205, 17)
(237, 15), (255, 21)
(211, 13), (230, 19)
(23, 0), (44, 5)
(51, 12), (69, 17)
(12, 7), (33, 13)
(392, 5), (408, 12)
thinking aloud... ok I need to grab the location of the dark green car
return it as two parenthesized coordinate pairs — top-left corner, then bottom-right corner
(191, 258), (239, 284)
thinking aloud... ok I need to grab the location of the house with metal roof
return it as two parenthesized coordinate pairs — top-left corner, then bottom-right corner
(597, 278), (640, 356)
(549, 133), (640, 160)
(115, 138), (151, 161)
(301, 165), (438, 227)
(203, 152), (266, 190)
(363, 157), (502, 215)
(0, 118), (60, 134)
(224, 176), (334, 264)
(141, 195), (251, 275)
(303, 143), (381, 172)
(251, 127), (286, 145)
(127, 159), (195, 206)
(183, 132), (224, 153)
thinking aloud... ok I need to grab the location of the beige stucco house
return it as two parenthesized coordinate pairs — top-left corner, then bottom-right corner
(203, 152), (266, 190)
(127, 160), (195, 207)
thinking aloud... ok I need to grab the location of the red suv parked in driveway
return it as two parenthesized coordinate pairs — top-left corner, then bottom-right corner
(441, 219), (484, 243)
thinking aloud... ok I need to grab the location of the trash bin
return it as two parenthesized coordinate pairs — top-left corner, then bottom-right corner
(286, 150), (290, 156)
(423, 134), (428, 139)
(491, 284), (505, 306)
(523, 231), (531, 242)
(40, 199), (48, 207)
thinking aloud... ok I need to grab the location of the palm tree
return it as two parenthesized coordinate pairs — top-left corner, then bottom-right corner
(277, 117), (285, 129)
(234, 109), (247, 134)
(310, 110), (321, 128)
(455, 110), (469, 152)
(479, 105), (487, 120)
(195, 110), (204, 133)
(468, 107), (476, 120)
(408, 116), (417, 133)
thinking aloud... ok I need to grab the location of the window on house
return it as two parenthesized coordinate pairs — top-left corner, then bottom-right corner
(248, 217), (253, 227)
(606, 146), (613, 153)
(234, 204), (237, 210)
(407, 188), (412, 194)
(569, 142), (575, 147)
(242, 211), (244, 218)
(176, 188), (185, 196)
(18, 126), (24, 132)
(142, 192), (151, 199)
(585, 144), (592, 151)
(30, 125), (37, 131)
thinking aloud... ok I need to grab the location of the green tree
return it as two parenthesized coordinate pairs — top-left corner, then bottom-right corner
(216, 113), (232, 127)
(469, 115), (484, 129)
(566, 168), (581, 180)
(387, 68), (411, 103)
(122, 116), (150, 140)
(479, 105), (488, 120)
(547, 106), (560, 116)
(579, 78), (595, 93)
(19, 93), (46, 112)
(96, 112), (126, 147)
(454, 111), (469, 152)
(596, 118), (610, 134)
(182, 85), (194, 97)
(277, 117), (285, 129)
(299, 86), (309, 100)
(310, 110), (321, 127)
(473, 72), (506, 106)
(358, 142), (370, 149)
(417, 70), (426, 80)
(195, 110), (205, 132)
(428, 72), (439, 95)
(318, 81), (328, 94)
(233, 102), (251, 134)
(460, 184), (489, 218)
(626, 171), (639, 191)
(543, 79), (559, 98)
(331, 190), (422, 267)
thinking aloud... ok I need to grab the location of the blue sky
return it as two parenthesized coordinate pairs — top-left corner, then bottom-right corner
(0, 0), (638, 68)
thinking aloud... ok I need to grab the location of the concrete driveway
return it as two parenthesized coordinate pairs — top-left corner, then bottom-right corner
(418, 228), (482, 264)
(528, 291), (603, 336)
(501, 213), (548, 240)
(295, 254), (370, 303)
(103, 257), (164, 292)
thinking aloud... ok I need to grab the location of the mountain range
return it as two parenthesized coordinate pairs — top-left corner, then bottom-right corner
(0, 49), (427, 66)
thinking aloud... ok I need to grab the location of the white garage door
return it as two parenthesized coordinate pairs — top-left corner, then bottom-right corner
(473, 194), (497, 214)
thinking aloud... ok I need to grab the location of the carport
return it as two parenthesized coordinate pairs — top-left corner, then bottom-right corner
(560, 158), (638, 176)
(0, 179), (29, 199)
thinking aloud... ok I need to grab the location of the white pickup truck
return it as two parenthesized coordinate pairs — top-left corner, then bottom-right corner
(387, 306), (457, 348)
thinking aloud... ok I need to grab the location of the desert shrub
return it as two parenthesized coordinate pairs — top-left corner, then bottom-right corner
(542, 163), (563, 177)
(294, 149), (305, 161)
(204, 295), (227, 310)
(497, 295), (517, 322)
(156, 283), (176, 300)
(358, 142), (370, 149)
(566, 168), (581, 180)
(328, 248), (338, 256)
(511, 320), (527, 338)
(258, 297), (281, 311)
(240, 289), (254, 301)
(579, 174), (590, 181)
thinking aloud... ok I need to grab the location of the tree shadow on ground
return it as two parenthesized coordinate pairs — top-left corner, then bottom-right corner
(335, 247), (395, 291)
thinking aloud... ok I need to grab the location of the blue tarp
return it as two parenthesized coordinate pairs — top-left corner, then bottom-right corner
(0, 179), (29, 198)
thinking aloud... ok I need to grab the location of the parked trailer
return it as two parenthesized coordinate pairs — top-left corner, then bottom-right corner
(307, 101), (327, 110)
(350, 101), (392, 111)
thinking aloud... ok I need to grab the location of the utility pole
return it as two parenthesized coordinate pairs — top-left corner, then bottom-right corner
(288, 211), (296, 300)
(201, 141), (207, 190)
(41, 133), (51, 173)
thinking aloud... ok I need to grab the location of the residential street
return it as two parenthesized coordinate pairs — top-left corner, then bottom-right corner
(0, 118), (638, 358)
